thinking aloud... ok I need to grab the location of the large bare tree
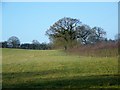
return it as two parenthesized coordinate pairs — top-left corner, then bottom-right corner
(46, 17), (81, 50)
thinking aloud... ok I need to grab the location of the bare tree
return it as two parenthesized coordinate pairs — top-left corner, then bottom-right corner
(46, 17), (81, 50)
(91, 27), (106, 42)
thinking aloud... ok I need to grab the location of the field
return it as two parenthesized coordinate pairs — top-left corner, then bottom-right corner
(2, 48), (119, 88)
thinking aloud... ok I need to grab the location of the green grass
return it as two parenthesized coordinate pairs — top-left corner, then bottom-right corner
(2, 48), (119, 88)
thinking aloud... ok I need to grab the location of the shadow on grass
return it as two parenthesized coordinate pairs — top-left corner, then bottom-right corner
(2, 70), (120, 89)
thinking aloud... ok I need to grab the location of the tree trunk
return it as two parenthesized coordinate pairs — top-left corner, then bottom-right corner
(64, 46), (67, 50)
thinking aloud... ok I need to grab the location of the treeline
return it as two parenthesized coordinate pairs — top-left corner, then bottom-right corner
(0, 36), (52, 50)
(20, 43), (52, 50)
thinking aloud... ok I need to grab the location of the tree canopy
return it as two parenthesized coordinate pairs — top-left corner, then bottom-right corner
(7, 36), (20, 48)
(46, 17), (81, 50)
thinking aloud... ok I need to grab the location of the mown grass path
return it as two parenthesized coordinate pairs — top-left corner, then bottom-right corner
(2, 48), (119, 88)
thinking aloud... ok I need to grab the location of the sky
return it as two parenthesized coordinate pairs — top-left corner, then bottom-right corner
(1, 2), (118, 43)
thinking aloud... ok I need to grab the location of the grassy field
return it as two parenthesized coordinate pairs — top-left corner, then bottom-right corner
(2, 48), (119, 88)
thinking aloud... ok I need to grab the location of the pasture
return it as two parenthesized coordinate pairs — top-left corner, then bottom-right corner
(2, 48), (119, 88)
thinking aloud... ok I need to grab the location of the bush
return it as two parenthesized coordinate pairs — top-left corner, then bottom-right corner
(67, 41), (118, 57)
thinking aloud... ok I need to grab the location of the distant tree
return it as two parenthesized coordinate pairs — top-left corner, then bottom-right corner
(7, 36), (20, 48)
(115, 33), (120, 41)
(46, 17), (81, 50)
(32, 40), (40, 45)
(91, 27), (106, 42)
(81, 27), (106, 44)
(32, 40), (40, 49)
(1, 41), (8, 48)
(76, 25), (106, 44)
(107, 39), (115, 43)
(20, 43), (30, 49)
(20, 42), (52, 50)
(0, 42), (2, 48)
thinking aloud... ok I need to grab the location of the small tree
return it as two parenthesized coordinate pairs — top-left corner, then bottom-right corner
(91, 27), (106, 42)
(76, 26), (106, 44)
(32, 40), (40, 49)
(115, 33), (120, 41)
(7, 36), (20, 48)
(32, 40), (40, 45)
(1, 41), (8, 48)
